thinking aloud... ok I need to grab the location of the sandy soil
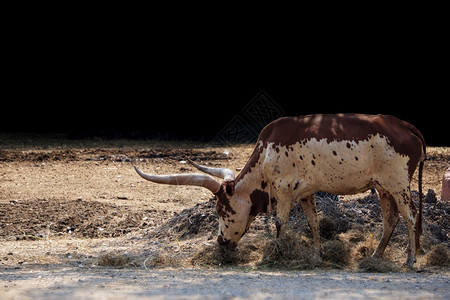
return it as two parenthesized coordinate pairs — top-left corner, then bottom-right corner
(0, 136), (449, 299)
(1, 267), (449, 299)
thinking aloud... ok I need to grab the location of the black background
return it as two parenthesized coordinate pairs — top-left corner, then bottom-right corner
(2, 11), (448, 146)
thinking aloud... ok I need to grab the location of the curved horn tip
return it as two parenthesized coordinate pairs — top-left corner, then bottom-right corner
(186, 158), (197, 165)
(134, 165), (147, 177)
(186, 157), (205, 170)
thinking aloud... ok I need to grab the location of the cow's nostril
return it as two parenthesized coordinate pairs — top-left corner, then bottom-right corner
(217, 235), (230, 246)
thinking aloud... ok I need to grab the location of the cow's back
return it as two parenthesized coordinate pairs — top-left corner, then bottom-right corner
(258, 114), (425, 178)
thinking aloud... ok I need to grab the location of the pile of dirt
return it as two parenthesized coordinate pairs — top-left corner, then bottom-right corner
(0, 198), (172, 240)
(156, 199), (219, 239)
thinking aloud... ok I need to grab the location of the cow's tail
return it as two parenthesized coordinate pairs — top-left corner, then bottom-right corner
(415, 160), (424, 251)
(415, 140), (426, 253)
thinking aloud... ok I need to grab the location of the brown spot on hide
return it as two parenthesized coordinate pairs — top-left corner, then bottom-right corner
(261, 180), (267, 189)
(293, 181), (300, 190)
(215, 185), (236, 218)
(346, 142), (351, 149)
(401, 191), (410, 205)
(285, 151), (289, 157)
(249, 189), (269, 216)
(311, 160), (315, 166)
(355, 156), (358, 161)
(332, 150), (337, 156)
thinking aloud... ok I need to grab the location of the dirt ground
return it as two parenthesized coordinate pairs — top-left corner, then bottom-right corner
(0, 135), (449, 299)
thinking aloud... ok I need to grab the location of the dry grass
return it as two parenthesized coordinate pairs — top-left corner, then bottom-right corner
(190, 228), (353, 270)
(96, 250), (149, 268)
(97, 251), (132, 267)
(258, 230), (321, 270)
(187, 223), (448, 272)
(322, 240), (351, 268)
(425, 244), (450, 267)
(141, 251), (185, 268)
(352, 233), (378, 262)
(357, 256), (399, 273)
(190, 237), (263, 267)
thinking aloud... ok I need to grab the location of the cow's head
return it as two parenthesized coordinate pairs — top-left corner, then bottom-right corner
(134, 159), (252, 249)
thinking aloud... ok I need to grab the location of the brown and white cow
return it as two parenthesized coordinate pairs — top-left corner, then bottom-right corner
(134, 114), (425, 268)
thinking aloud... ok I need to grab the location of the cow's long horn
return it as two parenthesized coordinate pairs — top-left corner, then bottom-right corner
(187, 158), (235, 182)
(134, 166), (221, 194)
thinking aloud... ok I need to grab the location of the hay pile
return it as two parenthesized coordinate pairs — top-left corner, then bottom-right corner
(150, 190), (450, 271)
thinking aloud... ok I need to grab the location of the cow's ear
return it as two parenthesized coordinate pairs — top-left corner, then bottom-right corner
(223, 180), (235, 196)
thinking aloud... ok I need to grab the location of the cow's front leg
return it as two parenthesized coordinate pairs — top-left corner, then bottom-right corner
(274, 197), (291, 238)
(299, 194), (321, 257)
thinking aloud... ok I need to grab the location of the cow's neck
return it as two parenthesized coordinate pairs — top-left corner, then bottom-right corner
(235, 141), (267, 195)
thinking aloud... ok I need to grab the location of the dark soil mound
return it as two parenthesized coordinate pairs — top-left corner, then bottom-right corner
(0, 198), (171, 240)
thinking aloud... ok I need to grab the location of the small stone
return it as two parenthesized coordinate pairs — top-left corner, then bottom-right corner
(425, 189), (437, 204)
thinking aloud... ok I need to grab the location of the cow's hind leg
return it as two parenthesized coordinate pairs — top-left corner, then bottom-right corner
(380, 185), (417, 268)
(299, 194), (321, 257)
(372, 188), (399, 258)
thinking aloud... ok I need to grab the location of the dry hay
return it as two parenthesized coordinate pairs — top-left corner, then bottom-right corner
(258, 229), (321, 270)
(357, 256), (399, 273)
(425, 243), (450, 267)
(351, 232), (378, 262)
(145, 189), (450, 271)
(97, 251), (134, 267)
(190, 241), (262, 267)
(190, 229), (352, 270)
(322, 239), (351, 268)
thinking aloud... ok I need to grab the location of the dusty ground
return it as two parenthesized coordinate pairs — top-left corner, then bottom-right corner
(0, 135), (449, 299)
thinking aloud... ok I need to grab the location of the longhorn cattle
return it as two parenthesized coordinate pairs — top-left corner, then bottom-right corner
(134, 114), (426, 268)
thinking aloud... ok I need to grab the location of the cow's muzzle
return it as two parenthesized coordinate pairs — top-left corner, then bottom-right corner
(217, 235), (237, 249)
